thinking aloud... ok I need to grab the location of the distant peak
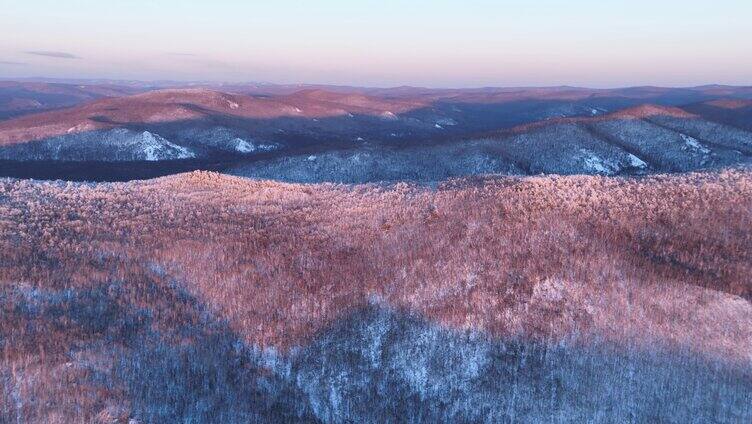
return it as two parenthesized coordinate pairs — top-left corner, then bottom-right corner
(609, 104), (696, 119)
(289, 89), (364, 100)
(135, 87), (218, 95)
(704, 99), (752, 109)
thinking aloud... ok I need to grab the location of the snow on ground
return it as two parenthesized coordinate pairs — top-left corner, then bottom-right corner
(579, 149), (615, 175)
(627, 154), (648, 169)
(231, 137), (278, 154)
(381, 111), (398, 120)
(256, 143), (278, 152)
(680, 134), (711, 154)
(436, 118), (457, 126)
(233, 138), (256, 153)
(137, 131), (195, 161)
(66, 122), (93, 134)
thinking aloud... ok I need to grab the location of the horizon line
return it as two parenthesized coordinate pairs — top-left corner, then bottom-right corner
(1, 75), (751, 92)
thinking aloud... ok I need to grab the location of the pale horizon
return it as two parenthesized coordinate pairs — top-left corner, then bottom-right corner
(2, 75), (752, 91)
(1, 0), (751, 88)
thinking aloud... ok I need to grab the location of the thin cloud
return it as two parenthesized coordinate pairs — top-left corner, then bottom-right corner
(25, 51), (80, 59)
(168, 52), (197, 57)
(0, 60), (28, 66)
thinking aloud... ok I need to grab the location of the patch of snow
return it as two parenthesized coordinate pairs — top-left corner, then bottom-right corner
(389, 133), (398, 137)
(256, 143), (278, 152)
(307, 155), (317, 161)
(355, 137), (365, 142)
(680, 134), (710, 154)
(67, 123), (90, 134)
(170, 144), (196, 159)
(226, 100), (240, 110)
(627, 153), (648, 169)
(436, 118), (457, 126)
(138, 131), (195, 161)
(579, 149), (614, 175)
(380, 111), (398, 120)
(591, 108), (599, 115)
(229, 135), (278, 153)
(294, 107), (303, 113)
(434, 124), (444, 129)
(312, 118), (319, 122)
(347, 113), (354, 118)
(233, 138), (256, 153)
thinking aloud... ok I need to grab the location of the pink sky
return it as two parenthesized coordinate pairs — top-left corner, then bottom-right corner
(1, 0), (750, 87)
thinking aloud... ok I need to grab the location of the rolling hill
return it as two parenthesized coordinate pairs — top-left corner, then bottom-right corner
(0, 85), (751, 183)
(0, 81), (144, 120)
(2, 169), (751, 422)
(2, 81), (752, 422)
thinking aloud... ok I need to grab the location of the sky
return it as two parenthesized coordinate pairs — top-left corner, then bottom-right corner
(1, 0), (750, 88)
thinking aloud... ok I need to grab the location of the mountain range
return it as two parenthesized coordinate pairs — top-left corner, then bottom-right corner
(3, 80), (752, 422)
(1, 82), (751, 182)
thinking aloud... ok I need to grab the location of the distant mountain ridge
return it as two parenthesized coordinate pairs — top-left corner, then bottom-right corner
(0, 82), (751, 181)
(0, 81), (145, 120)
